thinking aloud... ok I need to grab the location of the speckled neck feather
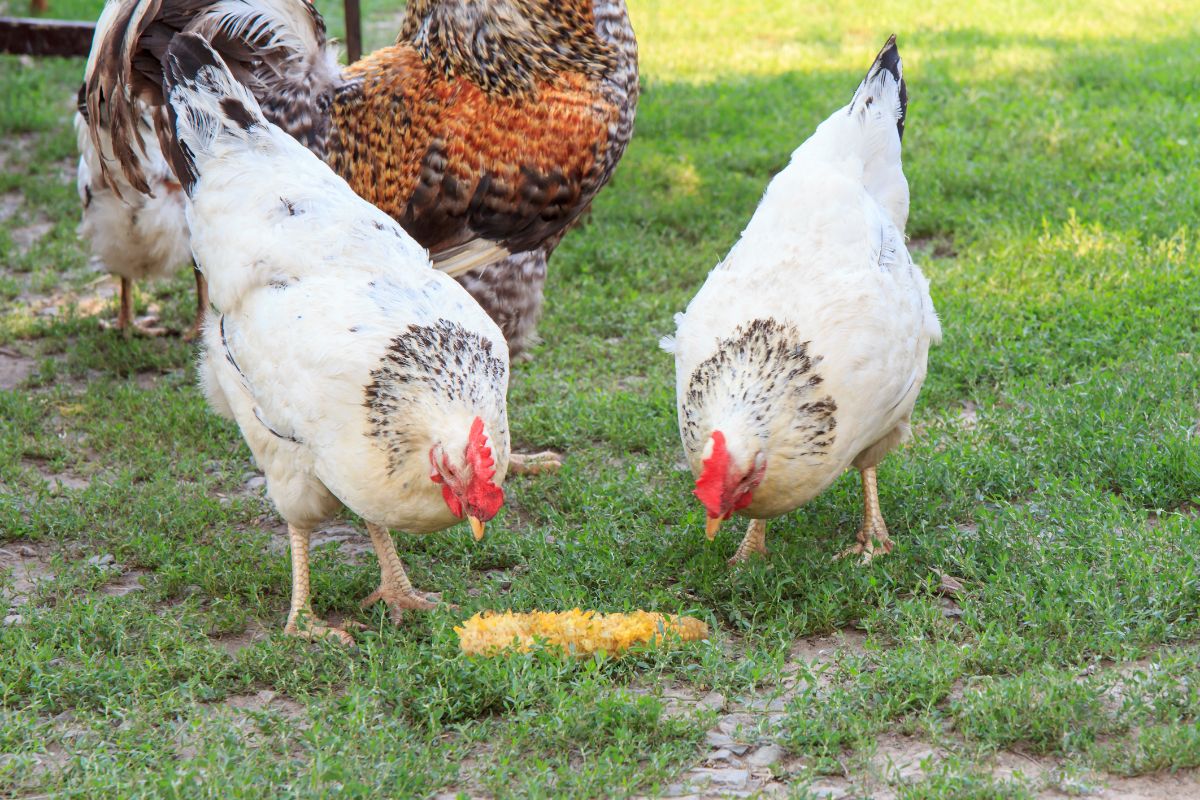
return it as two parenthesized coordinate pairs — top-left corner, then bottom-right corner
(399, 0), (622, 96)
(681, 319), (838, 464)
(363, 320), (508, 477)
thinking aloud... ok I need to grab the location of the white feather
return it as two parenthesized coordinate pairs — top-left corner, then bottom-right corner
(172, 51), (510, 535)
(74, 111), (192, 284)
(668, 41), (939, 519)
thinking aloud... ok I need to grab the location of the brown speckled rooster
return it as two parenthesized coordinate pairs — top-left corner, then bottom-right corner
(78, 0), (638, 358)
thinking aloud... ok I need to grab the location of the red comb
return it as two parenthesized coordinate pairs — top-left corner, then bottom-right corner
(464, 416), (504, 520)
(693, 430), (731, 519)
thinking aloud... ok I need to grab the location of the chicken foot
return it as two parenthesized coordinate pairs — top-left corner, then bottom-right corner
(508, 451), (563, 475)
(837, 466), (894, 563)
(284, 523), (356, 645)
(728, 518), (768, 565)
(361, 522), (443, 625)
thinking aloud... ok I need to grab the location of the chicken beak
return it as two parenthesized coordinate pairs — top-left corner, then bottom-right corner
(469, 516), (486, 541)
(705, 515), (723, 540)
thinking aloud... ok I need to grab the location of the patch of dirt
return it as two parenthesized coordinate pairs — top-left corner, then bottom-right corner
(218, 689), (305, 719)
(0, 134), (37, 176)
(11, 217), (54, 254)
(0, 348), (35, 390)
(958, 399), (978, 430)
(0, 540), (55, 608)
(264, 519), (374, 564)
(1146, 502), (1200, 530)
(1084, 770), (1200, 800)
(908, 235), (958, 260)
(629, 628), (874, 798)
(55, 156), (76, 187)
(466, 565), (525, 598)
(100, 567), (148, 597)
(21, 458), (91, 491)
(210, 619), (270, 657)
(21, 274), (118, 321)
(171, 688), (307, 760)
(0, 191), (21, 223)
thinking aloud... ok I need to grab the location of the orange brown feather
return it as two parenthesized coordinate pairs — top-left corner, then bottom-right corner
(329, 45), (620, 258)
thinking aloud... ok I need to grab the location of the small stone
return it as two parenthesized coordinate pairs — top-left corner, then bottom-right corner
(3, 614), (23, 626)
(935, 569), (966, 597)
(245, 476), (266, 490)
(718, 713), (756, 734)
(700, 767), (749, 788)
(707, 748), (732, 762)
(87, 553), (115, 568)
(706, 731), (734, 748)
(747, 744), (784, 767)
(699, 691), (726, 711)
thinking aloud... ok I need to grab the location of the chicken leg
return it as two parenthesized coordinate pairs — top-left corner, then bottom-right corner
(283, 523), (355, 645)
(508, 451), (563, 475)
(837, 466), (894, 563)
(360, 522), (441, 624)
(728, 518), (768, 565)
(106, 276), (168, 337)
(183, 266), (209, 342)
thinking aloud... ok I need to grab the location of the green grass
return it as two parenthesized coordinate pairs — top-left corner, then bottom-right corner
(2, 0), (1200, 797)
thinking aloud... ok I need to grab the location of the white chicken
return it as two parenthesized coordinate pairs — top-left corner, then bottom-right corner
(162, 32), (510, 642)
(664, 36), (940, 565)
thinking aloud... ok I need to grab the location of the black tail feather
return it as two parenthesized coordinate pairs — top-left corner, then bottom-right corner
(864, 34), (907, 141)
(160, 32), (263, 195)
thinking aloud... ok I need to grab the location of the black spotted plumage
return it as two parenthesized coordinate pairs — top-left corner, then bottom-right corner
(364, 320), (508, 475)
(681, 318), (837, 462)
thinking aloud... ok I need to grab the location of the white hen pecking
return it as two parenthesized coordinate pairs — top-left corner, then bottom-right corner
(162, 32), (511, 643)
(664, 36), (941, 565)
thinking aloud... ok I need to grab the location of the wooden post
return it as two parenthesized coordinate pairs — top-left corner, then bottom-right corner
(0, 17), (95, 56)
(344, 0), (361, 63)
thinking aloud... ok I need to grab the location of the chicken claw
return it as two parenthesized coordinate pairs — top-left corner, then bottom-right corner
(836, 466), (894, 564)
(363, 522), (449, 625)
(728, 518), (768, 565)
(508, 450), (563, 475)
(284, 612), (357, 646)
(360, 587), (444, 625)
(284, 523), (357, 645)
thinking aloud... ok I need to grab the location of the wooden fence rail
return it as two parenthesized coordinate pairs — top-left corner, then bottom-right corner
(1, 0), (362, 61)
(0, 17), (95, 57)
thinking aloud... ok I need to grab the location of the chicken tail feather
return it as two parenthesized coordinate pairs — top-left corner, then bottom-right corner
(845, 34), (909, 230)
(161, 32), (267, 194)
(850, 34), (906, 143)
(81, 0), (337, 194)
